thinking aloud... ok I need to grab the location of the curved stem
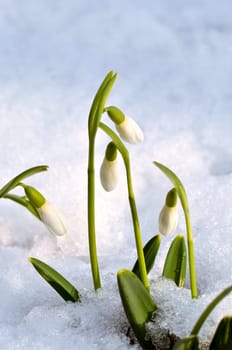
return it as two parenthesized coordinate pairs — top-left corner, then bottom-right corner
(154, 161), (198, 298)
(99, 122), (149, 290)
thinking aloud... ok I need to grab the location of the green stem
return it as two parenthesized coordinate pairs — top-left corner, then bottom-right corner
(87, 72), (117, 290)
(190, 285), (232, 335)
(125, 161), (149, 290)
(185, 213), (198, 298)
(88, 139), (101, 290)
(99, 122), (149, 290)
(153, 161), (198, 298)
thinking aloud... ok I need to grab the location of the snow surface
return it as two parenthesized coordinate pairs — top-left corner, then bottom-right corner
(0, 0), (232, 349)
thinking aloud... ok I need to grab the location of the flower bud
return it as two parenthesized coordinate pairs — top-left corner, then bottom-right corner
(106, 106), (144, 144)
(24, 185), (67, 237)
(100, 142), (119, 191)
(105, 106), (125, 125)
(158, 188), (178, 236)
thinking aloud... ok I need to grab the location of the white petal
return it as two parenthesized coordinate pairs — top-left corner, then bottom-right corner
(158, 205), (178, 236)
(38, 201), (67, 236)
(100, 158), (119, 192)
(115, 116), (144, 144)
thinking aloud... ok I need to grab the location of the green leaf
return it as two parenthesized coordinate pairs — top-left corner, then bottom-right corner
(132, 234), (161, 279)
(88, 71), (117, 139)
(29, 257), (79, 302)
(88, 71), (113, 137)
(162, 235), (187, 287)
(173, 335), (199, 350)
(117, 269), (157, 349)
(209, 316), (232, 350)
(0, 165), (48, 197)
(3, 193), (40, 219)
(190, 285), (232, 336)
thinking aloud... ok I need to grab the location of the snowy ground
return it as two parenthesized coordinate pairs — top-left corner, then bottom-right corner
(0, 1), (232, 349)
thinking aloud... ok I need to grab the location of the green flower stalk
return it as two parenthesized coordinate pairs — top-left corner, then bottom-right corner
(87, 71), (117, 290)
(0, 165), (48, 219)
(100, 122), (149, 290)
(87, 72), (147, 290)
(154, 161), (198, 298)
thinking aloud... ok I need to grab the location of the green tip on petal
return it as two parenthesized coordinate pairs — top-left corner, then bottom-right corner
(25, 185), (46, 208)
(166, 188), (177, 208)
(105, 106), (125, 125)
(105, 141), (117, 161)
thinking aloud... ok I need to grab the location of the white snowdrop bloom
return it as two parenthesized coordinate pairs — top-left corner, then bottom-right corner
(115, 116), (144, 144)
(158, 188), (178, 236)
(158, 205), (178, 236)
(105, 106), (144, 144)
(100, 141), (119, 192)
(100, 158), (119, 191)
(24, 185), (67, 236)
(37, 201), (67, 236)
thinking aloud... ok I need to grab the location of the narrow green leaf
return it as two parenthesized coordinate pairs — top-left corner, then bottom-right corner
(92, 74), (117, 136)
(209, 316), (232, 350)
(88, 71), (114, 136)
(88, 71), (117, 139)
(3, 193), (40, 219)
(29, 257), (79, 302)
(173, 335), (199, 350)
(191, 285), (232, 335)
(117, 269), (157, 349)
(132, 234), (161, 279)
(162, 235), (187, 287)
(0, 165), (48, 197)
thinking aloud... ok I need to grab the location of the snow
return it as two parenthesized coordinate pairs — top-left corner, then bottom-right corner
(0, 0), (232, 349)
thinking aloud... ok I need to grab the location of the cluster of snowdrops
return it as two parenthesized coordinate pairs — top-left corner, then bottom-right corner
(0, 72), (231, 350)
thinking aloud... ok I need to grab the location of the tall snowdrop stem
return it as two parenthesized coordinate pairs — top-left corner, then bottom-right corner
(154, 161), (198, 298)
(88, 139), (101, 290)
(126, 160), (149, 290)
(99, 122), (149, 290)
(185, 211), (197, 298)
(87, 71), (117, 290)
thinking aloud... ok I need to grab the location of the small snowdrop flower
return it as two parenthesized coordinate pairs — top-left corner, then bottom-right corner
(105, 106), (144, 144)
(24, 185), (67, 236)
(100, 142), (119, 191)
(158, 188), (178, 236)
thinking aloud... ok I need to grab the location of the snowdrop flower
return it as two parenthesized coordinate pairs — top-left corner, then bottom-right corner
(100, 142), (119, 191)
(106, 106), (144, 144)
(24, 185), (67, 236)
(158, 188), (178, 236)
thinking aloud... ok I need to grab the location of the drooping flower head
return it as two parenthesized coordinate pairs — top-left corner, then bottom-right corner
(158, 188), (178, 236)
(105, 106), (144, 144)
(24, 185), (67, 236)
(100, 141), (119, 192)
